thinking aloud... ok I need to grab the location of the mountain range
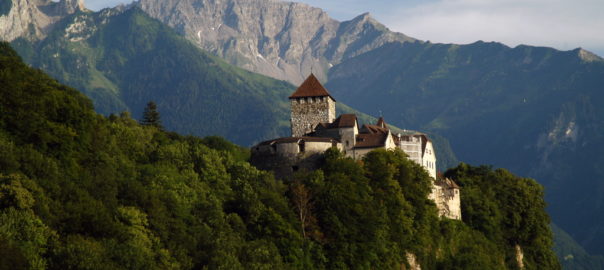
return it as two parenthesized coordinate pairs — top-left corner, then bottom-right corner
(138, 0), (415, 84)
(2, 0), (604, 267)
(324, 39), (604, 257)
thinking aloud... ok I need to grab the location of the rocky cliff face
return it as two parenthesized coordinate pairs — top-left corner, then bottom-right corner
(137, 0), (415, 84)
(0, 0), (84, 41)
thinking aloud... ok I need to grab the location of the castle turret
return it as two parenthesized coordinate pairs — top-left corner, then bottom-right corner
(289, 74), (336, 137)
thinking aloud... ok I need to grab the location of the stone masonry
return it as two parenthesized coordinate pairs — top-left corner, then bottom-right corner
(290, 96), (335, 137)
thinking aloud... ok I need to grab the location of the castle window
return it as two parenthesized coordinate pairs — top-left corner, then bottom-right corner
(346, 141), (349, 147)
(271, 144), (277, 153)
(292, 166), (299, 172)
(298, 140), (306, 153)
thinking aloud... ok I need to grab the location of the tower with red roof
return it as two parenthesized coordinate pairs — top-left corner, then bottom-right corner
(289, 74), (336, 137)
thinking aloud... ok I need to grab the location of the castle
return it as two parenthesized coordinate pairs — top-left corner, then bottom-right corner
(251, 74), (461, 220)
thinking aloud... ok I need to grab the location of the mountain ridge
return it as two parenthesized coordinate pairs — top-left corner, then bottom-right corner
(0, 0), (85, 41)
(136, 0), (416, 84)
(325, 40), (604, 257)
(8, 4), (441, 155)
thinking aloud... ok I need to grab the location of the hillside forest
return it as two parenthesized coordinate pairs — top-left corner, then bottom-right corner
(0, 41), (561, 269)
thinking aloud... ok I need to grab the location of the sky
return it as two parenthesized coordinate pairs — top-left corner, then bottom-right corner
(84, 0), (604, 57)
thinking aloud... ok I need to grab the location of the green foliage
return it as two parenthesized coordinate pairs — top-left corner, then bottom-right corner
(445, 163), (561, 270)
(0, 208), (57, 270)
(0, 42), (559, 269)
(141, 101), (163, 130)
(326, 41), (604, 256)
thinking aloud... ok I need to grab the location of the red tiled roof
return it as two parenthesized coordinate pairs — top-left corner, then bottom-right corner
(354, 133), (388, 149)
(330, 114), (357, 128)
(362, 124), (389, 134)
(289, 73), (335, 100)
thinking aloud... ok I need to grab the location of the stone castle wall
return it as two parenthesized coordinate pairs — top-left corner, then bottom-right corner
(290, 97), (335, 137)
(430, 182), (461, 220)
(251, 140), (340, 180)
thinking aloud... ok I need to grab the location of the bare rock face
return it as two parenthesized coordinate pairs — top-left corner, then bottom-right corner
(137, 0), (416, 84)
(515, 245), (525, 269)
(404, 252), (422, 270)
(0, 0), (85, 42)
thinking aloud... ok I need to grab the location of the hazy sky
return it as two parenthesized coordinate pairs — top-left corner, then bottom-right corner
(84, 0), (604, 57)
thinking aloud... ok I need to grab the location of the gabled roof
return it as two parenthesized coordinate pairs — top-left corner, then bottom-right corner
(289, 73), (335, 100)
(330, 114), (357, 128)
(362, 124), (389, 135)
(354, 133), (388, 149)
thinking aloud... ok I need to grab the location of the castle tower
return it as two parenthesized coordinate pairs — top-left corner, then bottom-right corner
(289, 74), (336, 137)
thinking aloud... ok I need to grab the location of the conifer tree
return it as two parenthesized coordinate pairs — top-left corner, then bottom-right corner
(141, 101), (163, 130)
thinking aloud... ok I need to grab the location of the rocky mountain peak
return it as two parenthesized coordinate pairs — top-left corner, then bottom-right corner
(0, 0), (85, 41)
(137, 0), (417, 84)
(577, 48), (603, 62)
(350, 12), (373, 23)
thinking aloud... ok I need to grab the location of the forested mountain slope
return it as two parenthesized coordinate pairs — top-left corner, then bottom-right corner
(11, 7), (293, 145)
(7, 5), (458, 166)
(0, 42), (559, 268)
(326, 41), (604, 256)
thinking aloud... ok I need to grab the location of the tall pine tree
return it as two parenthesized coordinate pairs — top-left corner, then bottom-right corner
(141, 101), (163, 130)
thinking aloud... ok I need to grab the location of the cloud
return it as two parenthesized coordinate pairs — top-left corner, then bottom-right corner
(383, 0), (604, 55)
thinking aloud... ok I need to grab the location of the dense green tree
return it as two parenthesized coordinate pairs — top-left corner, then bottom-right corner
(141, 101), (163, 130)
